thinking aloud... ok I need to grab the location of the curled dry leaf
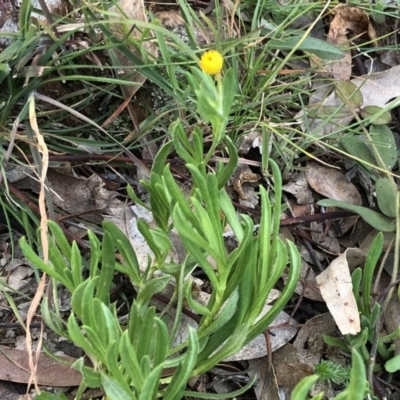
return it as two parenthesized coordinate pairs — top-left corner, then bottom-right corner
(316, 250), (361, 335)
(326, 5), (375, 80)
(293, 313), (338, 367)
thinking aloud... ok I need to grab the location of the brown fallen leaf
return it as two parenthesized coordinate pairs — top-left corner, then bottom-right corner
(316, 251), (361, 335)
(0, 345), (81, 387)
(293, 313), (338, 367)
(305, 162), (362, 206)
(326, 5), (375, 80)
(272, 344), (314, 389)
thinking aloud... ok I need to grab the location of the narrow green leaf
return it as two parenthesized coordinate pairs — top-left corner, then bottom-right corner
(363, 232), (383, 317)
(48, 220), (72, 262)
(136, 275), (171, 308)
(101, 374), (136, 400)
(88, 230), (102, 278)
(339, 348), (367, 400)
(92, 299), (121, 346)
(96, 230), (115, 304)
(103, 221), (141, 284)
(317, 199), (395, 232)
(291, 375), (320, 400)
(268, 35), (345, 60)
(71, 278), (97, 324)
(138, 363), (164, 400)
(154, 318), (170, 367)
(120, 331), (144, 390)
(217, 136), (238, 189)
(20, 237), (73, 291)
(164, 327), (199, 400)
(67, 315), (106, 364)
(70, 241), (83, 288)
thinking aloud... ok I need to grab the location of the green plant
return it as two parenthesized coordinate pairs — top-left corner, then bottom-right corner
(20, 56), (301, 399)
(314, 360), (350, 386)
(291, 348), (369, 400)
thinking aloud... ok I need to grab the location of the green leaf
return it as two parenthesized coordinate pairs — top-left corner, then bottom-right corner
(101, 374), (136, 400)
(106, 341), (135, 396)
(360, 105), (392, 125)
(93, 299), (121, 346)
(335, 80), (363, 110)
(88, 230), (102, 278)
(222, 68), (237, 118)
(163, 327), (199, 400)
(20, 237), (74, 291)
(136, 275), (171, 308)
(363, 232), (383, 317)
(317, 199), (395, 232)
(103, 221), (141, 285)
(120, 331), (144, 391)
(385, 355), (400, 373)
(138, 363), (164, 400)
(73, 358), (101, 389)
(137, 307), (157, 362)
(152, 141), (174, 176)
(35, 393), (69, 400)
(194, 324), (249, 376)
(268, 35), (345, 60)
(351, 268), (362, 311)
(48, 220), (72, 262)
(70, 241), (83, 288)
(376, 177), (397, 218)
(334, 349), (367, 400)
(184, 281), (211, 316)
(67, 315), (106, 364)
(291, 375), (320, 400)
(71, 278), (98, 324)
(341, 137), (374, 171)
(96, 230), (116, 304)
(316, 105), (352, 119)
(217, 136), (238, 189)
(370, 125), (397, 171)
(153, 318), (170, 367)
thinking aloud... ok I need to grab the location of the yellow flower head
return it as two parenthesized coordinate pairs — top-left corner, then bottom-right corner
(199, 50), (223, 75)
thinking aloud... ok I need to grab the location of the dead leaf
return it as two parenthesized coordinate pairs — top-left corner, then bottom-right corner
(14, 170), (114, 224)
(224, 305), (298, 362)
(282, 172), (314, 205)
(316, 251), (361, 335)
(326, 5), (374, 80)
(0, 345), (81, 387)
(293, 313), (338, 367)
(305, 163), (362, 206)
(247, 357), (281, 400)
(272, 344), (314, 388)
(291, 260), (324, 302)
